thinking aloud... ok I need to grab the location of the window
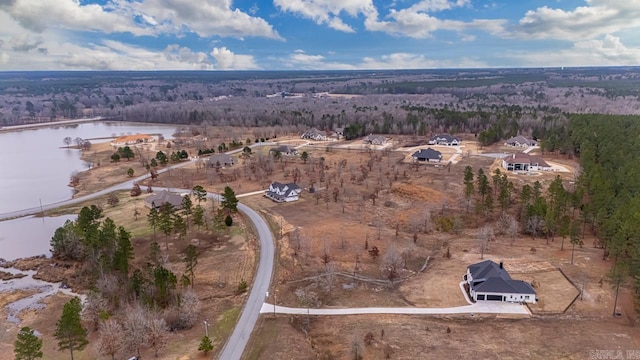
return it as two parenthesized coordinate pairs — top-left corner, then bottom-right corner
(477, 294), (485, 300)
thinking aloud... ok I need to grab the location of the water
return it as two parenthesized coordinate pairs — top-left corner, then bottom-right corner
(0, 121), (176, 214)
(0, 215), (76, 261)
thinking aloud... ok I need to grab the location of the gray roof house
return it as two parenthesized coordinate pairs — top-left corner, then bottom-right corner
(464, 260), (537, 303)
(265, 182), (302, 203)
(209, 153), (235, 168)
(505, 135), (537, 147)
(270, 145), (297, 155)
(145, 190), (185, 209)
(363, 134), (387, 145)
(412, 148), (442, 162)
(301, 128), (328, 141)
(428, 134), (460, 146)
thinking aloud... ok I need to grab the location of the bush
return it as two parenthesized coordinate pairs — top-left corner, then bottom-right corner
(435, 216), (454, 233)
(236, 279), (248, 294)
(225, 215), (233, 226)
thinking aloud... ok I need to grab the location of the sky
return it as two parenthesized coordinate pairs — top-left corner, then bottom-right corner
(0, 0), (639, 71)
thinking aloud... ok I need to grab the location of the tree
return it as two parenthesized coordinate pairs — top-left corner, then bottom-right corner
(118, 146), (134, 161)
(97, 320), (122, 360)
(121, 305), (148, 358)
(107, 193), (119, 207)
(183, 245), (199, 288)
(147, 207), (159, 240)
(147, 318), (169, 357)
(127, 168), (134, 177)
(156, 151), (168, 165)
(242, 146), (252, 155)
(63, 136), (72, 148)
(221, 186), (239, 213)
(477, 225), (493, 259)
(54, 297), (88, 360)
(191, 185), (207, 204)
(182, 196), (193, 227)
(463, 166), (474, 212)
(173, 214), (187, 241)
(130, 183), (142, 197)
(14, 326), (43, 360)
(570, 220), (582, 264)
(198, 335), (213, 354)
(113, 226), (134, 276)
(477, 168), (489, 201)
(225, 214), (233, 226)
(380, 245), (405, 283)
(158, 203), (175, 250)
(301, 151), (309, 163)
(192, 205), (205, 233)
(110, 153), (120, 163)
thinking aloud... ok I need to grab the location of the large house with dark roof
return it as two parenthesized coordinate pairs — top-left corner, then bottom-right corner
(301, 128), (328, 141)
(412, 148), (442, 162)
(145, 190), (185, 209)
(363, 134), (387, 145)
(464, 260), (537, 304)
(265, 182), (302, 202)
(428, 134), (460, 146)
(209, 154), (235, 168)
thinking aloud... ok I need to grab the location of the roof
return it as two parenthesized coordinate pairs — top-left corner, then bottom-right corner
(430, 134), (459, 142)
(145, 190), (183, 208)
(468, 260), (512, 282)
(112, 133), (153, 143)
(271, 182), (300, 192)
(209, 153), (234, 164)
(271, 145), (296, 153)
(504, 153), (549, 167)
(505, 135), (536, 145)
(468, 260), (536, 295)
(412, 147), (442, 160)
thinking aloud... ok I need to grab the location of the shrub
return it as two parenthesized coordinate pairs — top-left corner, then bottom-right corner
(237, 279), (248, 294)
(225, 215), (233, 226)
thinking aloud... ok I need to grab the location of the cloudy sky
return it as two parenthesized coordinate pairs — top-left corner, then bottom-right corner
(0, 0), (638, 70)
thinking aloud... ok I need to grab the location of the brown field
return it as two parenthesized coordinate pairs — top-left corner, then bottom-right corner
(3, 132), (636, 360)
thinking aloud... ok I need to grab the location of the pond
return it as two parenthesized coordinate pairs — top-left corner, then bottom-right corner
(0, 215), (77, 261)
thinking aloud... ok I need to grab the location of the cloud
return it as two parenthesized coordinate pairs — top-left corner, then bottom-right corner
(359, 52), (486, 69)
(509, 35), (640, 66)
(0, 0), (281, 40)
(0, 0), (151, 35)
(365, 6), (505, 39)
(512, 0), (640, 40)
(131, 0), (282, 39)
(211, 47), (260, 70)
(282, 50), (485, 70)
(274, 0), (377, 32)
(10, 33), (42, 52)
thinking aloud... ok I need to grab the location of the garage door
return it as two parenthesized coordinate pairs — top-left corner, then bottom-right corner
(486, 295), (503, 301)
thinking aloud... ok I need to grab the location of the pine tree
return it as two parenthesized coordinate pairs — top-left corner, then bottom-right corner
(54, 297), (88, 360)
(463, 166), (474, 212)
(221, 186), (239, 213)
(183, 245), (199, 288)
(14, 326), (43, 360)
(198, 335), (213, 354)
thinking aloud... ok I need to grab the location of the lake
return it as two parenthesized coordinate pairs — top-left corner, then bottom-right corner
(0, 215), (77, 261)
(0, 121), (177, 215)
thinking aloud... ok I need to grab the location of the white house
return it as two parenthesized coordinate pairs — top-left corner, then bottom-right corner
(301, 128), (328, 141)
(464, 260), (537, 304)
(502, 153), (551, 172)
(363, 134), (387, 145)
(265, 182), (302, 202)
(428, 134), (460, 146)
(504, 135), (537, 147)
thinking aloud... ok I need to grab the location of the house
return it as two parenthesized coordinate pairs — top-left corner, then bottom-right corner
(270, 145), (297, 155)
(301, 128), (328, 141)
(428, 134), (460, 146)
(502, 153), (551, 172)
(412, 148), (442, 162)
(209, 154), (235, 168)
(111, 134), (154, 147)
(363, 134), (387, 145)
(265, 182), (302, 202)
(505, 135), (537, 147)
(333, 127), (345, 139)
(464, 260), (537, 304)
(145, 190), (184, 209)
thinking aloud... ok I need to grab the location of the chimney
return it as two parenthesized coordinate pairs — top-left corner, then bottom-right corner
(499, 261), (503, 269)
(512, 154), (515, 159)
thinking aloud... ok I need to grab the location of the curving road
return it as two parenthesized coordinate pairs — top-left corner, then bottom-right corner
(0, 142), (278, 360)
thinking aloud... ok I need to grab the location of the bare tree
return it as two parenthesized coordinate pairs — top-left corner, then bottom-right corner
(84, 291), (109, 331)
(507, 215), (519, 245)
(178, 290), (201, 329)
(97, 319), (122, 360)
(477, 225), (494, 259)
(146, 317), (169, 357)
(380, 245), (405, 284)
(121, 305), (148, 358)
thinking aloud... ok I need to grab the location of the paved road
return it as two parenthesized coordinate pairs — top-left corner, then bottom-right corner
(0, 142), (276, 221)
(218, 202), (274, 360)
(259, 301), (530, 316)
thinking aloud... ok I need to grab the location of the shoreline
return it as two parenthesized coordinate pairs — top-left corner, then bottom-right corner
(0, 116), (110, 133)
